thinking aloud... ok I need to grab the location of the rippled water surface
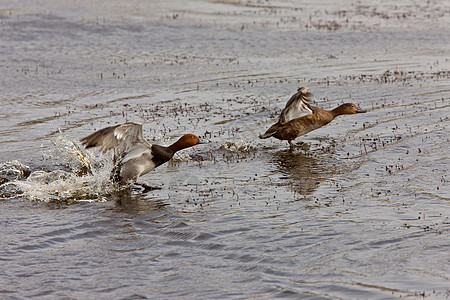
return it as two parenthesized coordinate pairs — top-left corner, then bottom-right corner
(1, 0), (449, 299)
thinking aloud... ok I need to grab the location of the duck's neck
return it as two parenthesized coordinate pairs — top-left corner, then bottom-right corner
(330, 105), (347, 118)
(169, 139), (192, 153)
(169, 140), (183, 153)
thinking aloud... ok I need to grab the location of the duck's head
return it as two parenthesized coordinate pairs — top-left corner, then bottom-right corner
(334, 103), (367, 115)
(170, 134), (208, 152)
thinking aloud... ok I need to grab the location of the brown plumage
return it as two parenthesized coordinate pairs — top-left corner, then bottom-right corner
(260, 86), (366, 149)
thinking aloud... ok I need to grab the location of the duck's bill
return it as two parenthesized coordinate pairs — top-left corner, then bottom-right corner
(356, 107), (367, 113)
(198, 139), (209, 144)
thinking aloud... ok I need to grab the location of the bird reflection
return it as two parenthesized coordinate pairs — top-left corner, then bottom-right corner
(110, 187), (169, 215)
(271, 150), (334, 195)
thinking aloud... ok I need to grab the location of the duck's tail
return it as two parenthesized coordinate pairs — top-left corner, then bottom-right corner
(259, 130), (276, 139)
(260, 121), (281, 139)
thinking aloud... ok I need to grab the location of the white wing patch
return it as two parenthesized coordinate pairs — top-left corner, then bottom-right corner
(114, 129), (125, 140)
(280, 100), (312, 124)
(279, 87), (312, 124)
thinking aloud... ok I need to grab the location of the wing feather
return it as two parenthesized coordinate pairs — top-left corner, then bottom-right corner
(279, 86), (313, 124)
(81, 122), (150, 155)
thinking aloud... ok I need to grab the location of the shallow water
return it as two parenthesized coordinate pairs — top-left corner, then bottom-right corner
(1, 0), (449, 299)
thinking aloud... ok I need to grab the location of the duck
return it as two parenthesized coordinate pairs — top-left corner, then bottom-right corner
(260, 86), (366, 150)
(81, 122), (207, 184)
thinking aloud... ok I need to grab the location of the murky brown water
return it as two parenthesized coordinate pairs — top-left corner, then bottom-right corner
(1, 0), (449, 298)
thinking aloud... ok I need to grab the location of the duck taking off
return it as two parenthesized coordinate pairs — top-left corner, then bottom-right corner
(81, 122), (207, 184)
(260, 86), (366, 150)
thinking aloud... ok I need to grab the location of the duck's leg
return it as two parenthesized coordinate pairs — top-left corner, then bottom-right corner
(288, 140), (294, 152)
(134, 182), (162, 193)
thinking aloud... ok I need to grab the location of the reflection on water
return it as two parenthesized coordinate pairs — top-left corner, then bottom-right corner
(271, 149), (334, 195)
(110, 188), (169, 215)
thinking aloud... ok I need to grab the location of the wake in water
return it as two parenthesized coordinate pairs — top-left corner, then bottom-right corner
(0, 131), (261, 203)
(0, 134), (117, 203)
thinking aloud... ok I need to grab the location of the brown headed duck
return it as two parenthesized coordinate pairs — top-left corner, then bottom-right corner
(260, 86), (366, 150)
(81, 122), (207, 184)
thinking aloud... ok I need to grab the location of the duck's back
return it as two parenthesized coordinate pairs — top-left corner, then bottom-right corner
(273, 107), (334, 140)
(116, 144), (174, 182)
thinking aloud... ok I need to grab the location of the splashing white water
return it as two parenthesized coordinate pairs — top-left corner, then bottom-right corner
(0, 134), (118, 202)
(51, 133), (94, 176)
(219, 140), (256, 152)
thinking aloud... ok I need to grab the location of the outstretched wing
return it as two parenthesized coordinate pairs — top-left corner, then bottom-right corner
(279, 86), (313, 124)
(81, 122), (150, 155)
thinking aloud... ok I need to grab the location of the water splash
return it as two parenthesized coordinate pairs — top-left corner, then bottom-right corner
(51, 133), (93, 176)
(0, 135), (117, 203)
(219, 141), (256, 153)
(0, 160), (31, 185)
